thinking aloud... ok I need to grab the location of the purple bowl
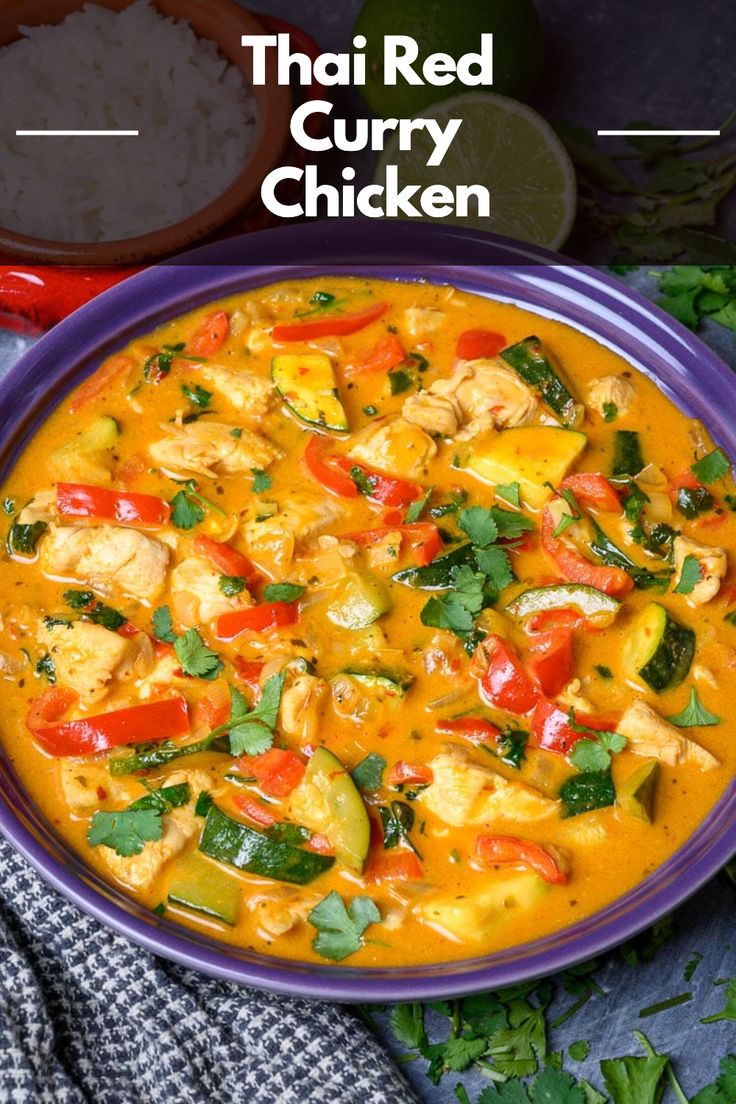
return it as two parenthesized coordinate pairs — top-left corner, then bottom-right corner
(0, 222), (734, 1002)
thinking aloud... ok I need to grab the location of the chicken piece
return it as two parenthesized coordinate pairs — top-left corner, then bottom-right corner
(60, 759), (128, 812)
(170, 555), (252, 627)
(16, 490), (55, 527)
(673, 535), (727, 605)
(403, 359), (538, 438)
(198, 364), (274, 417)
(586, 375), (635, 418)
(617, 699), (719, 771)
(247, 888), (318, 938)
(403, 306), (445, 336)
(449, 359), (539, 429)
(279, 672), (327, 743)
(402, 391), (461, 437)
(347, 418), (437, 480)
(99, 771), (211, 892)
(41, 525), (169, 603)
(242, 491), (343, 572)
(38, 619), (144, 707)
(149, 421), (282, 480)
(556, 678), (597, 715)
(363, 530), (403, 573)
(419, 747), (557, 826)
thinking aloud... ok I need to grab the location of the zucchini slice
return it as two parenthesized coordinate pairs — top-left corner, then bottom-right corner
(500, 336), (580, 424)
(199, 805), (334, 885)
(623, 603), (695, 692)
(342, 670), (412, 698)
(49, 415), (120, 484)
(168, 850), (241, 925)
(465, 427), (587, 509)
(611, 430), (644, 478)
(298, 747), (371, 873)
(616, 760), (659, 823)
(327, 571), (391, 628)
(392, 542), (475, 589)
(272, 354), (348, 432)
(505, 584), (620, 627)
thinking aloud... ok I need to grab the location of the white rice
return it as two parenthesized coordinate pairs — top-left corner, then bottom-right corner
(0, 1), (257, 243)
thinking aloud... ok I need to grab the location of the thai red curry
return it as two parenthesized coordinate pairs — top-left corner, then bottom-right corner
(0, 277), (733, 966)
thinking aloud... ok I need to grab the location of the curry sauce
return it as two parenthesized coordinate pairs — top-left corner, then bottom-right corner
(0, 277), (733, 967)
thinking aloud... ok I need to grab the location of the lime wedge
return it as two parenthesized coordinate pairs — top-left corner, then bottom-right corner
(374, 93), (577, 250)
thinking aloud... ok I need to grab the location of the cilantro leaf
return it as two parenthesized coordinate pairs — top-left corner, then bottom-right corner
(531, 1068), (586, 1104)
(350, 466), (377, 496)
(7, 519), (48, 556)
(691, 448), (730, 484)
(219, 575), (246, 597)
(495, 482), (521, 508)
(379, 800), (421, 857)
(674, 554), (703, 594)
(35, 653), (56, 684)
(351, 752), (386, 792)
(181, 383), (212, 409)
(569, 1041), (590, 1063)
(492, 506), (534, 540)
(308, 890), (380, 961)
(173, 629), (223, 681)
(459, 506), (499, 548)
(405, 486), (433, 523)
(388, 368), (414, 395)
(600, 1052), (668, 1104)
(475, 545), (514, 592)
(568, 714), (627, 772)
(443, 1035), (488, 1072)
(603, 401), (618, 422)
(252, 468), (272, 493)
(666, 687), (721, 727)
(701, 979), (736, 1024)
(227, 672), (285, 756)
(389, 1003), (426, 1049)
(262, 582), (305, 603)
(421, 565), (486, 635)
(87, 808), (162, 857)
(170, 488), (205, 530)
(63, 590), (126, 630)
(152, 605), (177, 643)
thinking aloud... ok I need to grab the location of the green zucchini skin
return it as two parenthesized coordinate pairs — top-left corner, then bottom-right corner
(392, 542), (475, 589)
(500, 336), (578, 422)
(505, 583), (620, 625)
(611, 430), (645, 478)
(626, 603), (695, 692)
(199, 806), (334, 885)
(168, 852), (240, 925)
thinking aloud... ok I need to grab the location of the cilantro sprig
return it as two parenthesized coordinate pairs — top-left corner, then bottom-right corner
(169, 480), (226, 530)
(214, 673), (286, 756)
(667, 687), (721, 727)
(308, 890), (381, 962)
(87, 781), (190, 857)
(568, 711), (627, 772)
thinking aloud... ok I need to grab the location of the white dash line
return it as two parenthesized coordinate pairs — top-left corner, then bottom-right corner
(597, 129), (721, 137)
(15, 129), (139, 137)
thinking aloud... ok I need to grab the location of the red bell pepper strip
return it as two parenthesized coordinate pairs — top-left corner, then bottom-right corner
(193, 534), (261, 586)
(471, 636), (540, 715)
(476, 835), (568, 885)
(216, 601), (299, 641)
(386, 761), (434, 786)
(232, 792), (278, 828)
(436, 716), (502, 745)
(366, 849), (424, 883)
(541, 505), (633, 597)
(529, 698), (617, 757)
(186, 310), (229, 357)
(234, 748), (306, 798)
(333, 457), (423, 507)
(69, 355), (136, 414)
(27, 694), (190, 757)
(560, 473), (621, 513)
(303, 434), (360, 498)
(233, 658), (266, 695)
(305, 832), (334, 855)
(192, 684), (231, 731)
(526, 609), (588, 633)
(456, 329), (506, 361)
(342, 523), (441, 566)
(347, 334), (406, 375)
(273, 302), (388, 342)
(527, 628), (575, 698)
(56, 483), (170, 528)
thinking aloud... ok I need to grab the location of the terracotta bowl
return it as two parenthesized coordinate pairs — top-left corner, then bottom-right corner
(0, 0), (292, 263)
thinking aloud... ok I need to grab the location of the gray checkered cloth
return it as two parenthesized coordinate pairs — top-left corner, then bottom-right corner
(0, 839), (416, 1104)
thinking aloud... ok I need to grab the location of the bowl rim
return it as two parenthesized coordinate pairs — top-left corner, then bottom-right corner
(0, 220), (734, 1002)
(0, 0), (292, 264)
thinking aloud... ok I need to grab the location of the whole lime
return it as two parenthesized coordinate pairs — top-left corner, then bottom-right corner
(353, 0), (544, 118)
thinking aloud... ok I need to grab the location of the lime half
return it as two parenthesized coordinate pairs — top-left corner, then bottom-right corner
(374, 93), (577, 250)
